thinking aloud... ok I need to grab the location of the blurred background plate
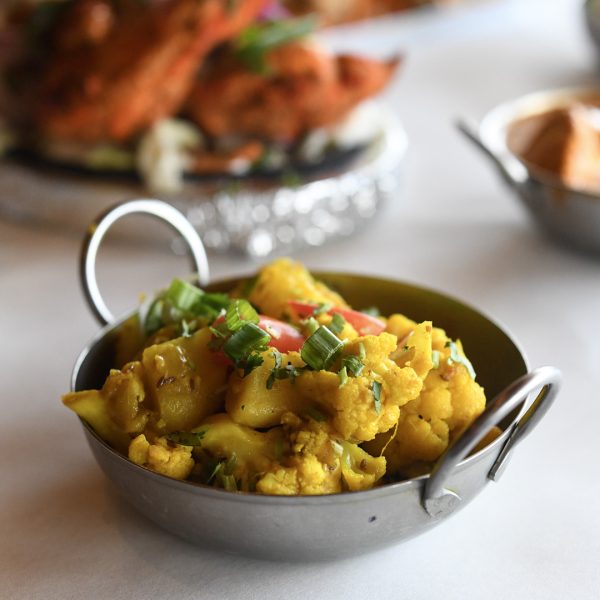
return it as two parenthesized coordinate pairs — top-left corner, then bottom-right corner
(0, 107), (406, 257)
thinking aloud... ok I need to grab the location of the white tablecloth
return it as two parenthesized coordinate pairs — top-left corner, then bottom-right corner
(2, 1), (599, 598)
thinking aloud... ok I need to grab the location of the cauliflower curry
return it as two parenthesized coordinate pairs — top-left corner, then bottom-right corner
(63, 259), (487, 495)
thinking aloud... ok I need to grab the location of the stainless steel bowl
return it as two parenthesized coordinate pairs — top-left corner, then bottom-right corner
(459, 87), (600, 255)
(69, 199), (562, 561)
(585, 0), (600, 53)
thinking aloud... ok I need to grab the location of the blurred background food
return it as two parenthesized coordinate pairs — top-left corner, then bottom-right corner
(283, 0), (442, 25)
(508, 99), (600, 195)
(0, 0), (401, 193)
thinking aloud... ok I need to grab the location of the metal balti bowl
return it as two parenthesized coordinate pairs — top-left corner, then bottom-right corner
(458, 87), (600, 255)
(70, 199), (562, 561)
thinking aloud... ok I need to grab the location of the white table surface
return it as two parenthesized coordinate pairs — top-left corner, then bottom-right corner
(2, 1), (599, 598)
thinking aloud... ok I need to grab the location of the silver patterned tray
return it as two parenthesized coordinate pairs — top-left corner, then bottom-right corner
(0, 108), (407, 256)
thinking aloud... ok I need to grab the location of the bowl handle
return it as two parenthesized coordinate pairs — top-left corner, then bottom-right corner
(456, 118), (529, 187)
(80, 199), (210, 326)
(422, 366), (562, 518)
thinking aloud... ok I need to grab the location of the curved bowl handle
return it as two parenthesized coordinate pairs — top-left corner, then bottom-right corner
(422, 366), (562, 518)
(456, 118), (529, 187)
(80, 198), (210, 326)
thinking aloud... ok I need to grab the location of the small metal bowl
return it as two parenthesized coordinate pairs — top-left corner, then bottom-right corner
(585, 0), (600, 54)
(70, 199), (561, 561)
(459, 87), (600, 255)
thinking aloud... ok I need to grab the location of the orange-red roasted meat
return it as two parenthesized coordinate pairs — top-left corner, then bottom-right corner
(185, 41), (399, 143)
(35, 0), (267, 143)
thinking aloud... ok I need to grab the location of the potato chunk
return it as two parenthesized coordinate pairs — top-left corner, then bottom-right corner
(142, 328), (227, 433)
(225, 350), (307, 428)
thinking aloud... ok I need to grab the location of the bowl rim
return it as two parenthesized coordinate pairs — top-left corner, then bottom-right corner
(70, 270), (529, 504)
(479, 85), (600, 200)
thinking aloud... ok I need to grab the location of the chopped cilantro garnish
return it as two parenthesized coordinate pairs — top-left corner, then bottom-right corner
(342, 355), (364, 377)
(313, 302), (332, 316)
(235, 16), (316, 74)
(329, 313), (346, 335)
(338, 366), (349, 387)
(445, 341), (476, 379)
(371, 381), (382, 414)
(358, 342), (366, 361)
(167, 429), (208, 446)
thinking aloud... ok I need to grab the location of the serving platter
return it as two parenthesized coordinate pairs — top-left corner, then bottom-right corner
(0, 108), (406, 257)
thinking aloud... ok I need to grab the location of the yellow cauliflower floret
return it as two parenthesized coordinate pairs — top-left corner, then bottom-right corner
(256, 421), (386, 495)
(257, 454), (339, 495)
(393, 321), (434, 380)
(338, 441), (386, 492)
(385, 313), (417, 342)
(191, 414), (285, 491)
(296, 333), (422, 442)
(446, 354), (486, 433)
(248, 258), (348, 320)
(366, 337), (486, 475)
(128, 434), (194, 480)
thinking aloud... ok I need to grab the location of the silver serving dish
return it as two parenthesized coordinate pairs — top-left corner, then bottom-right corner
(585, 0), (600, 53)
(69, 199), (561, 561)
(0, 107), (406, 257)
(459, 88), (600, 255)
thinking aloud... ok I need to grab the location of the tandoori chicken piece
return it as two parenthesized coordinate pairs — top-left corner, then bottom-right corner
(185, 41), (400, 143)
(35, 0), (268, 143)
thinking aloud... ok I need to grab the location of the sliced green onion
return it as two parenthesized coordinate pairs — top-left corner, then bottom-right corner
(431, 350), (440, 369)
(222, 475), (238, 492)
(144, 298), (165, 335)
(167, 429), (208, 446)
(342, 355), (364, 377)
(360, 306), (381, 317)
(224, 322), (270, 363)
(329, 313), (346, 335)
(223, 453), (238, 475)
(358, 342), (366, 361)
(201, 293), (231, 312)
(225, 299), (260, 332)
(313, 302), (332, 316)
(301, 326), (344, 371)
(266, 349), (283, 389)
(338, 366), (348, 387)
(371, 381), (382, 415)
(166, 278), (204, 313)
(445, 341), (476, 379)
(304, 316), (320, 336)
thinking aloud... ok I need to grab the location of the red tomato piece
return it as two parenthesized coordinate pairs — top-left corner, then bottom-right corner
(287, 301), (385, 336)
(210, 314), (304, 365)
(259, 316), (305, 353)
